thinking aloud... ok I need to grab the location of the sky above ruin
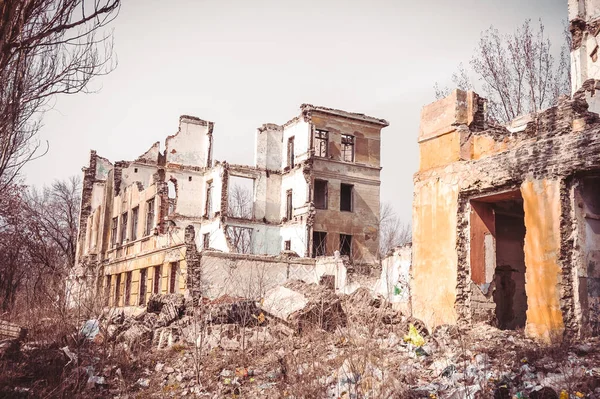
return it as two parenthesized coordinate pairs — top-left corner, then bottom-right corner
(24, 0), (567, 223)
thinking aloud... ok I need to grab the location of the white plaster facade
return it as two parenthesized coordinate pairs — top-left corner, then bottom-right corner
(71, 105), (387, 308)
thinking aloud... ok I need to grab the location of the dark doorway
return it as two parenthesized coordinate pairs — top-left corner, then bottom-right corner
(470, 191), (527, 330)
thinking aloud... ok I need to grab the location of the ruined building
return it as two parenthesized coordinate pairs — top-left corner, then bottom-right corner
(69, 105), (387, 307)
(411, 0), (600, 341)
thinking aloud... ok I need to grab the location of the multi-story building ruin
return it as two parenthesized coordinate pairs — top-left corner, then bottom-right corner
(411, 0), (600, 341)
(69, 105), (387, 308)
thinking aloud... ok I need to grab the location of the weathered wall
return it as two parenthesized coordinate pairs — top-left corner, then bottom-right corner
(199, 251), (346, 299)
(281, 119), (310, 168)
(521, 180), (565, 341)
(413, 84), (600, 339)
(255, 124), (283, 170)
(165, 116), (213, 168)
(310, 111), (382, 168)
(375, 245), (412, 314)
(570, 0), (600, 93)
(412, 178), (460, 328)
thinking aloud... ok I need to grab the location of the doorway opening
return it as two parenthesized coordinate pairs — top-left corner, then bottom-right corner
(470, 190), (527, 330)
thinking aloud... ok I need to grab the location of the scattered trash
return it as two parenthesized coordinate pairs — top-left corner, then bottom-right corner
(80, 319), (100, 340)
(136, 378), (149, 388)
(403, 324), (425, 347)
(61, 346), (77, 366)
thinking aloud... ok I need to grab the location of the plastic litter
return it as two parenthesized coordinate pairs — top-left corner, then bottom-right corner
(403, 324), (425, 347)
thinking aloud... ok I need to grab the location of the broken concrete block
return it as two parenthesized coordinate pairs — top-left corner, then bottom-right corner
(260, 280), (347, 333)
(116, 323), (152, 348)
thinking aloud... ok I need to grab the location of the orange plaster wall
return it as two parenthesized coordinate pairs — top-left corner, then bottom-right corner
(419, 131), (461, 171)
(521, 180), (565, 342)
(471, 135), (510, 160)
(411, 178), (459, 329)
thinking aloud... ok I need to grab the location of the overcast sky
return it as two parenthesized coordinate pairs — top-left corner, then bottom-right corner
(24, 0), (567, 222)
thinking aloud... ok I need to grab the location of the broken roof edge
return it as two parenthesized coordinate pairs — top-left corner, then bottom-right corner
(258, 123), (282, 132)
(179, 114), (213, 127)
(301, 103), (389, 127)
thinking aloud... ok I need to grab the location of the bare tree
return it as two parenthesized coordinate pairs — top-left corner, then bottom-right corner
(226, 226), (253, 254)
(378, 202), (411, 259)
(0, 176), (81, 314)
(0, 182), (29, 313)
(434, 19), (571, 123)
(228, 183), (253, 219)
(0, 0), (120, 189)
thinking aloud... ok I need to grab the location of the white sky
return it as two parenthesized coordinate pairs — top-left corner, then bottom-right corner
(24, 0), (567, 222)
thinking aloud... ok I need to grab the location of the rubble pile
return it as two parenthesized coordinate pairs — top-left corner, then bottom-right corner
(261, 280), (347, 333)
(2, 285), (600, 398)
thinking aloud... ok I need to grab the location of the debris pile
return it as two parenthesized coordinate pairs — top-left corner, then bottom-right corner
(2, 284), (600, 398)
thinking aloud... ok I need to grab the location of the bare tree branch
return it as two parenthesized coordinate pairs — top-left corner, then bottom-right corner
(434, 19), (571, 123)
(0, 0), (120, 189)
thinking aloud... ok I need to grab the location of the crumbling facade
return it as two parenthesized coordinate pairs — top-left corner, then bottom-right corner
(69, 105), (387, 308)
(411, 0), (600, 341)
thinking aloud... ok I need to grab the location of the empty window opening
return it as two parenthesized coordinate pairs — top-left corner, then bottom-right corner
(114, 273), (122, 306)
(314, 129), (328, 157)
(228, 176), (254, 219)
(286, 190), (293, 220)
(340, 234), (352, 257)
(314, 180), (328, 209)
(470, 191), (527, 330)
(313, 231), (327, 257)
(131, 207), (139, 241)
(341, 134), (355, 162)
(124, 271), (132, 306)
(205, 180), (213, 217)
(153, 265), (162, 294)
(111, 217), (118, 247)
(287, 136), (295, 167)
(145, 198), (155, 236)
(169, 262), (179, 294)
(203, 233), (210, 249)
(284, 240), (291, 251)
(340, 183), (353, 212)
(139, 268), (147, 306)
(188, 176), (192, 182)
(121, 212), (128, 244)
(167, 180), (177, 215)
(226, 226), (253, 254)
(134, 168), (138, 173)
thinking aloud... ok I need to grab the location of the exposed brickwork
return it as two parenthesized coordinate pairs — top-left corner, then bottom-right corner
(184, 225), (202, 299)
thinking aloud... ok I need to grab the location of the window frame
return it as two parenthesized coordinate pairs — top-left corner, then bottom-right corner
(120, 211), (128, 244)
(205, 180), (213, 217)
(111, 217), (118, 247)
(131, 206), (139, 241)
(314, 129), (328, 157)
(341, 134), (355, 162)
(285, 190), (293, 220)
(153, 265), (162, 294)
(145, 197), (155, 236)
(124, 271), (132, 306)
(287, 136), (295, 168)
(139, 268), (148, 306)
(340, 234), (352, 257)
(312, 231), (327, 258)
(340, 183), (354, 212)
(169, 262), (179, 294)
(203, 233), (210, 249)
(314, 179), (328, 210)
